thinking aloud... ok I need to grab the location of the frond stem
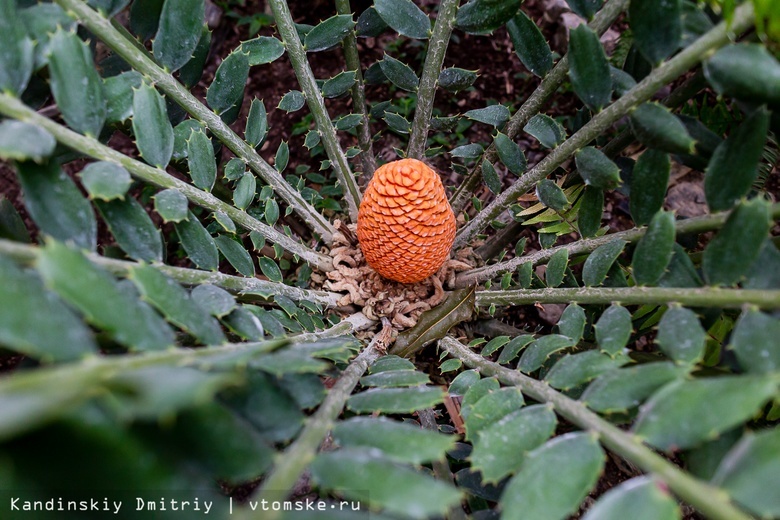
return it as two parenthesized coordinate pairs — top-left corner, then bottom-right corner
(268, 0), (363, 223)
(235, 318), (394, 520)
(476, 286), (780, 309)
(453, 2), (755, 248)
(448, 0), (630, 214)
(455, 202), (780, 287)
(407, 0), (460, 160)
(55, 0), (337, 243)
(0, 93), (334, 271)
(0, 238), (342, 307)
(440, 336), (754, 520)
(334, 0), (378, 180)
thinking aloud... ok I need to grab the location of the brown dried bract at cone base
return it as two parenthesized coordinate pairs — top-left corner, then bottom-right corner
(313, 221), (474, 330)
(357, 158), (457, 284)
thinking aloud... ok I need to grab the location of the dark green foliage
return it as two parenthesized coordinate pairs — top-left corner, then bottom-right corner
(37, 241), (175, 351)
(452, 143), (484, 159)
(233, 173), (256, 210)
(702, 199), (771, 286)
(629, 0), (682, 64)
(438, 67), (478, 92)
(206, 50), (250, 115)
(582, 477), (680, 519)
(21, 3), (76, 71)
(215, 235), (255, 277)
(569, 25), (612, 112)
(133, 82), (174, 168)
(322, 70), (357, 98)
(610, 66), (637, 96)
(245, 98), (268, 147)
(379, 53), (419, 91)
(629, 149), (670, 226)
(545, 350), (628, 391)
(566, 0), (603, 20)
(658, 244), (702, 288)
(15, 161), (97, 251)
(634, 375), (776, 451)
(384, 111), (411, 133)
(470, 404), (557, 482)
(482, 159), (501, 194)
(154, 189), (188, 223)
(744, 239), (780, 289)
(546, 248), (569, 288)
(333, 417), (454, 464)
(519, 335), (576, 372)
(582, 362), (689, 413)
(524, 114), (566, 148)
(704, 44), (780, 104)
(130, 0), (163, 41)
(464, 386), (524, 439)
(507, 10), (553, 77)
(501, 433), (605, 520)
(259, 257), (283, 282)
(275, 141), (289, 172)
(0, 120), (56, 162)
(729, 309), (780, 374)
(171, 119), (203, 160)
(304, 15), (355, 52)
(712, 429), (780, 518)
(629, 103), (695, 155)
(0, 255), (97, 361)
(80, 161), (132, 201)
(152, 0), (205, 72)
(583, 240), (626, 286)
(704, 106), (769, 212)
(187, 128), (217, 191)
(241, 36), (285, 66)
(131, 265), (225, 344)
(465, 105), (511, 127)
(0, 0), (33, 95)
(357, 6), (388, 37)
(96, 198), (163, 262)
(577, 186), (603, 237)
(557, 303), (585, 342)
(374, 0), (430, 39)
(631, 210), (675, 286)
(310, 448), (461, 518)
(595, 305), (632, 355)
(178, 25), (211, 87)
(347, 387), (446, 414)
(175, 211), (219, 270)
(456, 0), (521, 35)
(278, 90), (305, 111)
(192, 290), (234, 324)
(494, 132), (527, 174)
(656, 307), (705, 364)
(48, 28), (106, 137)
(576, 147), (621, 190)
(92, 3), (133, 22)
(0, 198), (30, 243)
(536, 179), (569, 210)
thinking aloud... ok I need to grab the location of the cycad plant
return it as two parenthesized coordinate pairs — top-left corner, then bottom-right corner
(1, 0), (779, 518)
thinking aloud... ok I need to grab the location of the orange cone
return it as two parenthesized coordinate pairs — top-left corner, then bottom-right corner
(357, 159), (456, 283)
